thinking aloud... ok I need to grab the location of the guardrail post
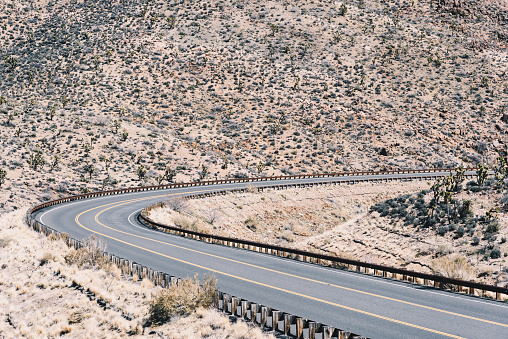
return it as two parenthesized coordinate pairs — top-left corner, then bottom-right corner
(241, 300), (250, 319)
(259, 306), (268, 327)
(290, 317), (303, 338)
(319, 326), (335, 339)
(251, 303), (259, 322)
(223, 293), (232, 313)
(272, 310), (283, 331)
(284, 314), (294, 336)
(306, 321), (316, 339)
(231, 297), (240, 316)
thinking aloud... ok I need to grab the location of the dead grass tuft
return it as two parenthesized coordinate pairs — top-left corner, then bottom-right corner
(64, 235), (112, 270)
(148, 274), (217, 325)
(431, 255), (475, 281)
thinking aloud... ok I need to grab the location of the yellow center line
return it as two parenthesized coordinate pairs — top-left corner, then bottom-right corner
(70, 190), (503, 338)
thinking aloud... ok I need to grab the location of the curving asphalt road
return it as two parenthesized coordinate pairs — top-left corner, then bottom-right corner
(33, 172), (508, 338)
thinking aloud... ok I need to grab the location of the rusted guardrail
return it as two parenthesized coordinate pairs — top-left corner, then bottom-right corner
(137, 172), (508, 302)
(28, 167), (477, 215)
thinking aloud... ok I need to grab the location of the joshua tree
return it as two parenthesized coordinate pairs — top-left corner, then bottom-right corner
(5, 56), (18, 72)
(121, 130), (129, 141)
(198, 164), (209, 180)
(476, 164), (489, 186)
(494, 157), (508, 183)
(167, 16), (177, 29)
(269, 23), (279, 36)
(112, 120), (121, 134)
(83, 142), (93, 156)
(47, 105), (56, 120)
(155, 174), (164, 185)
(339, 4), (347, 15)
(221, 158), (229, 170)
(27, 150), (45, 171)
(49, 155), (60, 171)
(84, 162), (96, 180)
(163, 166), (176, 183)
(137, 164), (147, 181)
(99, 155), (112, 173)
(256, 161), (265, 174)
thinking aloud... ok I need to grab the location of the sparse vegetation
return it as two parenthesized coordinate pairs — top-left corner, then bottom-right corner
(431, 255), (475, 281)
(148, 274), (217, 325)
(64, 235), (111, 270)
(2, 0), (508, 334)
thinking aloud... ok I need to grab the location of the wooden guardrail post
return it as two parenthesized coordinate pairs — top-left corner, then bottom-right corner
(306, 321), (316, 339)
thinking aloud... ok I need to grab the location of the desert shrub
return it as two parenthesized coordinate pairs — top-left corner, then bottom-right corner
(246, 184), (258, 193)
(471, 237), (480, 245)
(166, 196), (188, 212)
(291, 223), (310, 236)
(244, 216), (259, 231)
(173, 215), (205, 233)
(404, 215), (416, 226)
(435, 244), (454, 257)
(431, 255), (475, 281)
(39, 252), (55, 266)
(424, 217), (437, 228)
(65, 235), (111, 270)
(279, 230), (295, 242)
(500, 190), (508, 206)
(458, 199), (473, 218)
(380, 206), (390, 217)
(490, 249), (501, 259)
(486, 221), (499, 234)
(455, 226), (465, 237)
(148, 274), (217, 325)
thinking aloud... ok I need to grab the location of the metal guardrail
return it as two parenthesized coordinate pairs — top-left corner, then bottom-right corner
(26, 168), (496, 339)
(136, 170), (508, 302)
(27, 167), (478, 215)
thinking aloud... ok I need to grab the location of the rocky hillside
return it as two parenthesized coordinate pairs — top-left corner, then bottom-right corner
(0, 0), (507, 213)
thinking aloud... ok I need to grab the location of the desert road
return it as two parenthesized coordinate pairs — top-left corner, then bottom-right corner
(32, 171), (508, 338)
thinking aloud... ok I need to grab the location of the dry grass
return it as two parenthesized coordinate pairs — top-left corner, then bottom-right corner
(431, 255), (476, 281)
(148, 274), (217, 325)
(0, 208), (273, 338)
(65, 235), (112, 270)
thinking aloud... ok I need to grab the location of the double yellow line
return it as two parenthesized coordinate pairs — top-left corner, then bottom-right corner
(73, 191), (507, 338)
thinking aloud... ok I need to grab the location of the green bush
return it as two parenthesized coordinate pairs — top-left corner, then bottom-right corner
(490, 249), (501, 259)
(486, 221), (499, 234)
(455, 226), (465, 237)
(148, 274), (217, 325)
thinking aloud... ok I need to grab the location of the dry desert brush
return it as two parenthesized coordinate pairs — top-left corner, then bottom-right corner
(148, 274), (218, 326)
(64, 235), (111, 270)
